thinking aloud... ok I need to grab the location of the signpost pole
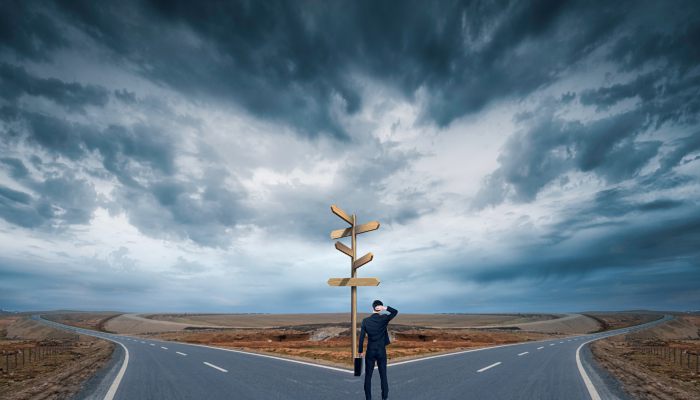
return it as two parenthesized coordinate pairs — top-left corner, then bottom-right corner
(328, 205), (380, 367)
(351, 213), (357, 361)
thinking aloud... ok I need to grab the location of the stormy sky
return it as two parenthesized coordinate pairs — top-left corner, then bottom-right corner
(1, 0), (699, 313)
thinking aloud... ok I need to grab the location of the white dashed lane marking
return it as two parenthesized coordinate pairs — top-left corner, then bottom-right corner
(176, 352), (187, 356)
(477, 362), (501, 373)
(204, 362), (228, 373)
(537, 346), (544, 350)
(161, 346), (168, 350)
(518, 352), (529, 356)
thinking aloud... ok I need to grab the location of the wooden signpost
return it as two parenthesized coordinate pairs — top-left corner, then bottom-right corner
(328, 204), (380, 364)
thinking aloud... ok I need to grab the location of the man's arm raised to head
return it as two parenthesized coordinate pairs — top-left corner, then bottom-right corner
(386, 306), (398, 322)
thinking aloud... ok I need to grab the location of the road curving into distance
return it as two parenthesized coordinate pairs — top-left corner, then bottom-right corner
(34, 314), (671, 400)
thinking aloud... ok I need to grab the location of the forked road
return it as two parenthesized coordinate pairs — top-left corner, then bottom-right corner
(36, 315), (670, 400)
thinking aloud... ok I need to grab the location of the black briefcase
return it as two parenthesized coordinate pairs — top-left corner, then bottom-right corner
(354, 356), (363, 376)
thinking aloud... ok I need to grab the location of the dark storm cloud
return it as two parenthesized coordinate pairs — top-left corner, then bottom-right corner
(0, 107), (175, 177)
(113, 169), (247, 247)
(0, 1), (66, 61)
(0, 0), (636, 138)
(473, 2), (700, 209)
(0, 108), (249, 245)
(0, 157), (29, 179)
(0, 63), (109, 112)
(443, 203), (700, 285)
(0, 174), (97, 229)
(473, 108), (662, 207)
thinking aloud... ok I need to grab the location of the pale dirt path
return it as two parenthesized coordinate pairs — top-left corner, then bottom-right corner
(105, 313), (599, 334)
(104, 313), (230, 334)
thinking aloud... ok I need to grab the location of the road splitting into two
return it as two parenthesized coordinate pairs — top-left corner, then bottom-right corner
(33, 314), (671, 400)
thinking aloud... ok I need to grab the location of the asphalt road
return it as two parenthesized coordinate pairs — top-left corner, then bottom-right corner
(35, 315), (671, 400)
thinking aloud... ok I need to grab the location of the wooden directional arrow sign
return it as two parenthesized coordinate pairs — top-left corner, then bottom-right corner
(353, 252), (373, 270)
(330, 221), (380, 239)
(327, 277), (380, 287)
(335, 241), (353, 257)
(330, 204), (353, 225)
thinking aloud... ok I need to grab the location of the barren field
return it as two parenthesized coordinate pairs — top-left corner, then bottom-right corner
(584, 312), (663, 331)
(98, 312), (605, 368)
(0, 316), (114, 400)
(137, 313), (599, 367)
(106, 312), (601, 334)
(43, 312), (122, 332)
(591, 315), (700, 400)
(145, 312), (557, 328)
(150, 324), (557, 368)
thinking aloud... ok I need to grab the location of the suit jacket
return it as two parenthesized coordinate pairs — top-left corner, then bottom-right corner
(358, 306), (398, 355)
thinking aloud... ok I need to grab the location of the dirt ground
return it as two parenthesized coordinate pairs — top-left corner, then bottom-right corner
(105, 312), (601, 334)
(584, 312), (663, 331)
(0, 316), (114, 400)
(149, 323), (559, 368)
(591, 315), (700, 400)
(49, 311), (593, 368)
(146, 312), (557, 328)
(43, 312), (122, 332)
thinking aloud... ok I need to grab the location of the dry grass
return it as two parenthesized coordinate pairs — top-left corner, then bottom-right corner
(591, 315), (700, 400)
(43, 312), (122, 332)
(0, 316), (114, 400)
(584, 312), (663, 331)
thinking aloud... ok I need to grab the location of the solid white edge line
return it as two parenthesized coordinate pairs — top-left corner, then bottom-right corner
(203, 361), (228, 372)
(518, 352), (529, 356)
(477, 361), (501, 372)
(576, 339), (603, 400)
(104, 341), (129, 400)
(574, 315), (671, 400)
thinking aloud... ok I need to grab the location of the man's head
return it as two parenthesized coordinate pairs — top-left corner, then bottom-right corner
(372, 300), (383, 312)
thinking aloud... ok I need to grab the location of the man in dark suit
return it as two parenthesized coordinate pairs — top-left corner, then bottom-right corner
(358, 299), (398, 400)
